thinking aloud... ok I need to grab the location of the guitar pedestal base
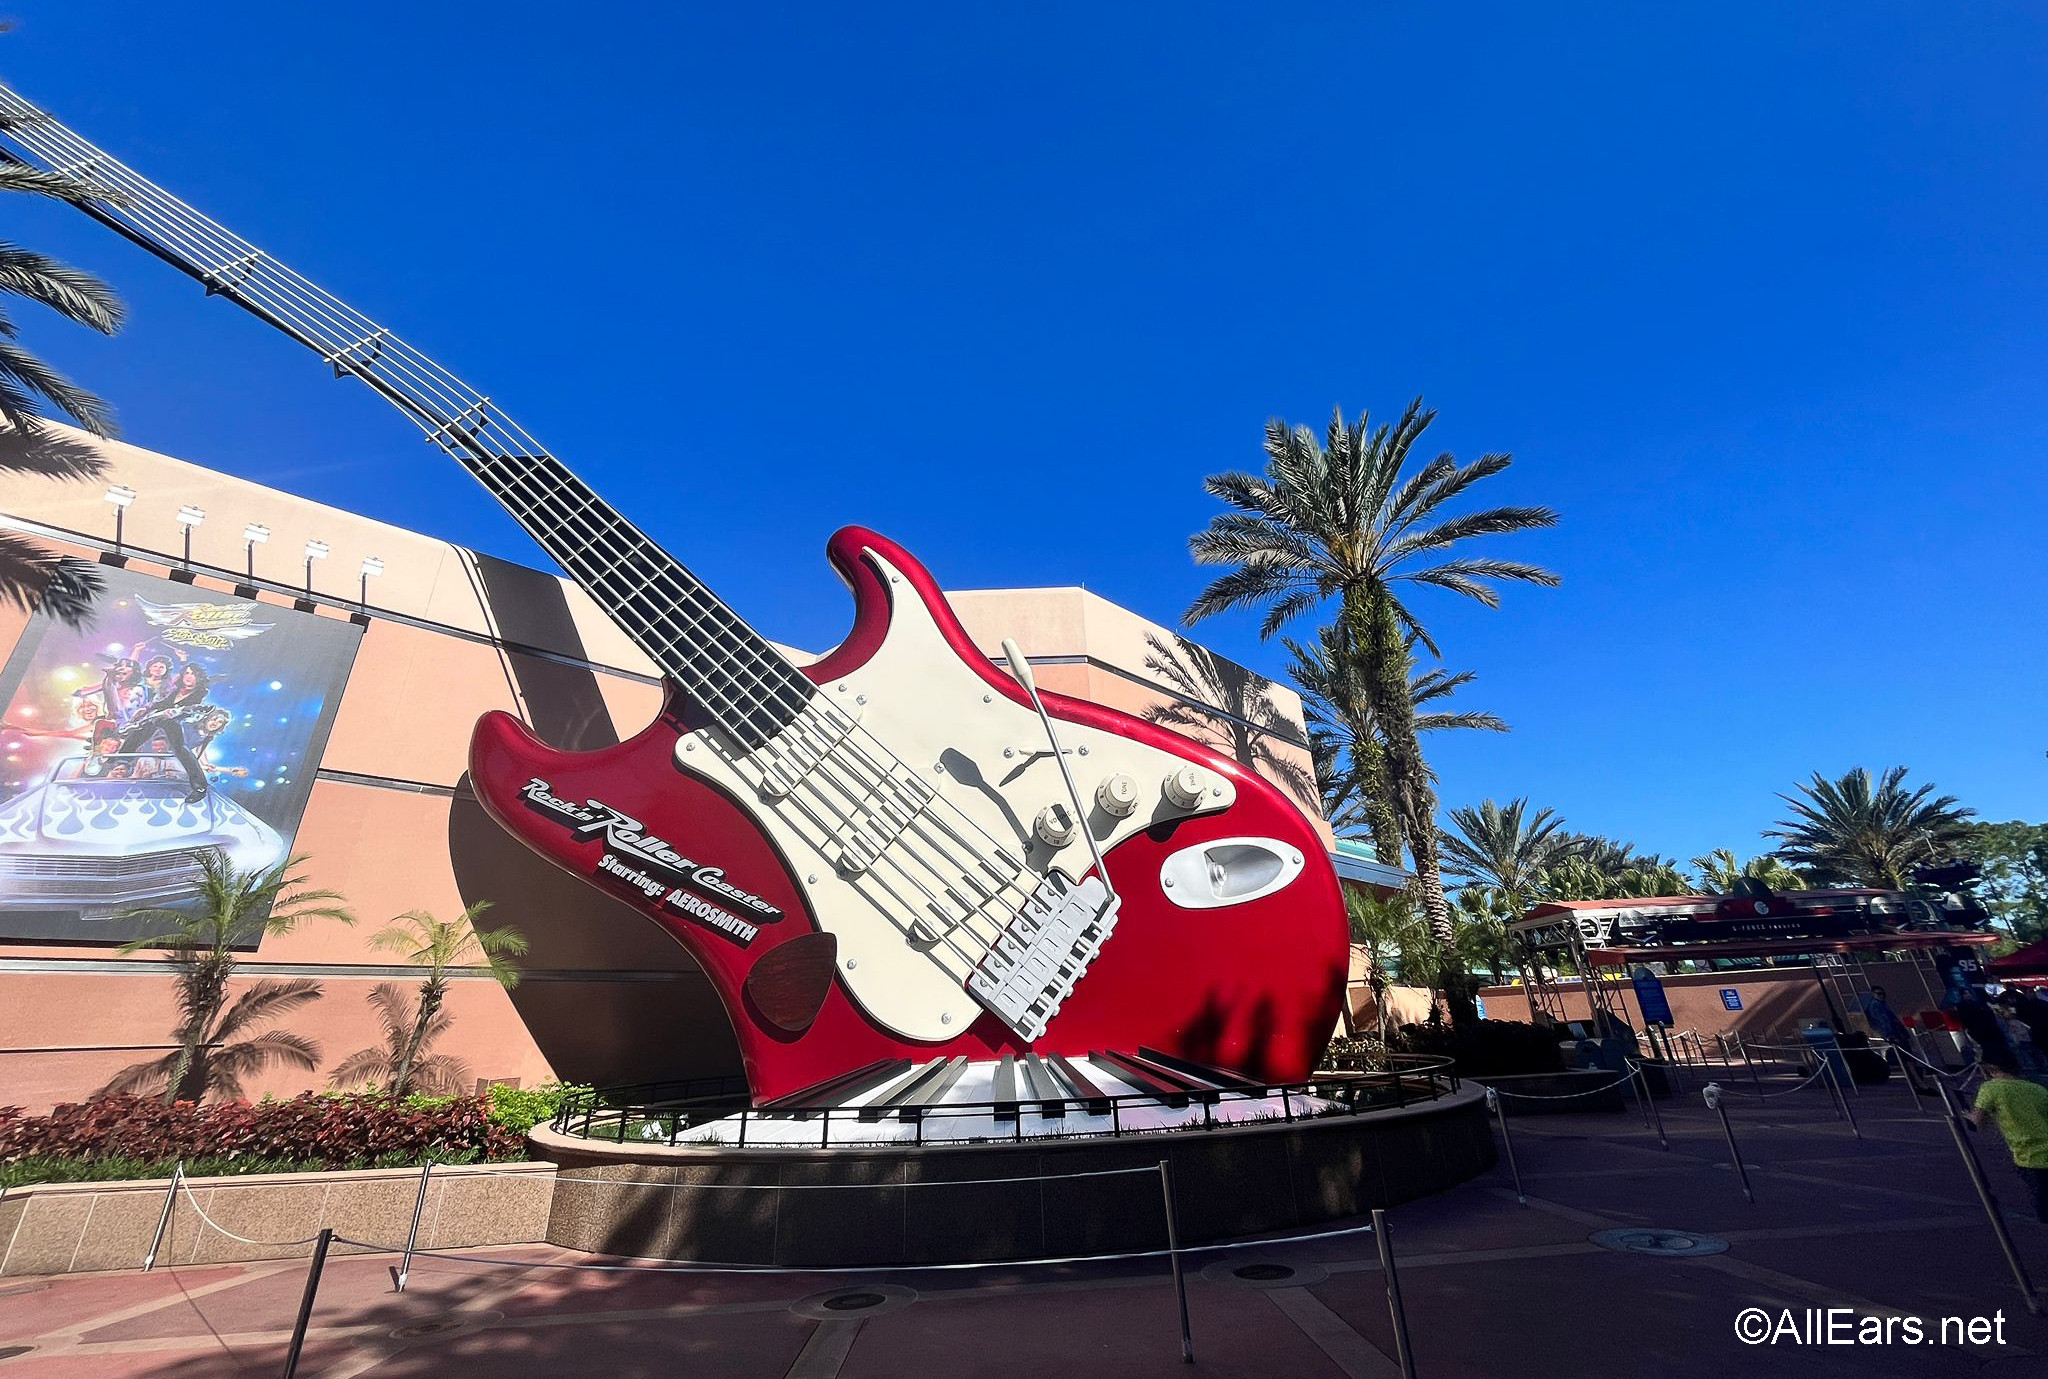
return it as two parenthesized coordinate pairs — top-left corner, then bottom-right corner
(528, 1081), (1493, 1268)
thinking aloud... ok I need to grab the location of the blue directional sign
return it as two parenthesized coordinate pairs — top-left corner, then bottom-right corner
(1631, 965), (1675, 1026)
(1720, 989), (1743, 1012)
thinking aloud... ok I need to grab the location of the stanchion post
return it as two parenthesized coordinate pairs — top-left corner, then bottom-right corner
(280, 1227), (335, 1379)
(394, 1160), (433, 1292)
(1371, 1209), (1420, 1379)
(1742, 1041), (1764, 1096)
(1821, 1056), (1861, 1140)
(1889, 1046), (1927, 1116)
(1487, 1088), (1526, 1205)
(1638, 1066), (1669, 1150)
(1941, 1102), (2042, 1316)
(1157, 1159), (1193, 1364)
(1703, 1085), (1754, 1204)
(1625, 1060), (1653, 1130)
(142, 1161), (184, 1270)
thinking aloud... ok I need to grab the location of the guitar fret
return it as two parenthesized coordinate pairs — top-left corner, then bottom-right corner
(460, 445), (812, 746)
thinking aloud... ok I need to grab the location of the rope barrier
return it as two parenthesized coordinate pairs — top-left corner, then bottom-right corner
(331, 1217), (1385, 1276)
(175, 1177), (326, 1248)
(1884, 1043), (1974, 1082)
(1484, 1072), (1637, 1103)
(1705, 1061), (1832, 1099)
(550, 1164), (1158, 1191)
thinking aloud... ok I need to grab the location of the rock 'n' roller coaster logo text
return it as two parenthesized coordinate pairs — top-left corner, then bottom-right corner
(519, 779), (779, 945)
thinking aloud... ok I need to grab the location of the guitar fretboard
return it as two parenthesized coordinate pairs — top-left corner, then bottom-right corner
(0, 85), (812, 749)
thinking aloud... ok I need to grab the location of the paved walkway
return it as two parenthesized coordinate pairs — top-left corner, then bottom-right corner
(3, 1072), (2046, 1377)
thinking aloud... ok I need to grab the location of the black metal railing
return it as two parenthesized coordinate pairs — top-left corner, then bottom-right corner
(548, 1055), (1460, 1150)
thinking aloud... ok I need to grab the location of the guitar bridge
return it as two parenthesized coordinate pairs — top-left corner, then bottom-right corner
(966, 870), (1118, 1041)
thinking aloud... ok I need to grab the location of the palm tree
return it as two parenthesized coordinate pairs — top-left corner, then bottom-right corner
(1440, 798), (1573, 915)
(1345, 889), (1434, 1045)
(97, 978), (325, 1103)
(1764, 766), (1975, 889)
(360, 901), (527, 1098)
(0, 155), (126, 626)
(1692, 849), (1808, 895)
(330, 983), (472, 1097)
(1185, 398), (1557, 991)
(1286, 626), (1506, 862)
(99, 853), (353, 1103)
(1138, 632), (1315, 806)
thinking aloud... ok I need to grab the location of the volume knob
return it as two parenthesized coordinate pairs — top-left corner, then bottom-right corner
(1095, 772), (1140, 818)
(1162, 765), (1208, 811)
(1034, 803), (1077, 847)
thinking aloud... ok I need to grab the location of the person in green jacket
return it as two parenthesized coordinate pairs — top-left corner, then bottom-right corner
(1969, 1058), (2048, 1222)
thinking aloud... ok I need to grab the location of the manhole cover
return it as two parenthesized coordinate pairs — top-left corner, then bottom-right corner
(0, 1347), (35, 1362)
(793, 1284), (917, 1320)
(391, 1319), (467, 1339)
(1588, 1228), (1729, 1258)
(383, 1310), (501, 1344)
(1234, 1264), (1296, 1281)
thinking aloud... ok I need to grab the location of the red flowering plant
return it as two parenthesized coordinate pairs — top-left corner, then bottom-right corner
(0, 1093), (524, 1181)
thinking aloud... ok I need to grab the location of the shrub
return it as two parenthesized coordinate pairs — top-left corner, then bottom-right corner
(1319, 1034), (1392, 1071)
(1397, 1019), (1564, 1077)
(0, 1093), (525, 1179)
(485, 1082), (591, 1134)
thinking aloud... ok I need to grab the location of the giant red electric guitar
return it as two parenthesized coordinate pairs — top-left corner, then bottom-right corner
(0, 87), (1348, 1101)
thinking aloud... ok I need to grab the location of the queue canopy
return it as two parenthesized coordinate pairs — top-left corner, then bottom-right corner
(1989, 938), (2048, 978)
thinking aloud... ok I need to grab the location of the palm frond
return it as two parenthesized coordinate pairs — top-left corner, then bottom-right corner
(0, 243), (125, 334)
(211, 978), (323, 1041)
(93, 1050), (179, 1099)
(0, 340), (114, 435)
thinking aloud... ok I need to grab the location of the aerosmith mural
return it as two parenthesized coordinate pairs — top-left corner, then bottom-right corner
(0, 565), (361, 942)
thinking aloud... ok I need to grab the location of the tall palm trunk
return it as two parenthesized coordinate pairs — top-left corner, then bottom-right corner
(1338, 593), (1406, 864)
(166, 957), (230, 1105)
(391, 975), (446, 1098)
(1347, 587), (1470, 1025)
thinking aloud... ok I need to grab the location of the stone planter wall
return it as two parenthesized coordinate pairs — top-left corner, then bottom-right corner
(528, 1083), (1494, 1267)
(0, 1161), (556, 1277)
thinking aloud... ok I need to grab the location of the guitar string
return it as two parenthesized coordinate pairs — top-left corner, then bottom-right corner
(10, 101), (1105, 1027)
(2, 97), (1107, 989)
(14, 103), (1080, 989)
(471, 454), (1045, 966)
(460, 449), (1067, 938)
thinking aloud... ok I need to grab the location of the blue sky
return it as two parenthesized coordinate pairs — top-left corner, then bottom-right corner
(5, 3), (2042, 861)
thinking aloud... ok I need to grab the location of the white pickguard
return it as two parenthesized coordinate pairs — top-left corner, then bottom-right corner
(672, 548), (1235, 1043)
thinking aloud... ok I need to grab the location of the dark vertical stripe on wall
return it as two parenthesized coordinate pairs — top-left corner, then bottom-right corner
(468, 551), (622, 751)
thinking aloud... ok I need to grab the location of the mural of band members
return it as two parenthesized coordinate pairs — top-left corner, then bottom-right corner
(0, 564), (362, 942)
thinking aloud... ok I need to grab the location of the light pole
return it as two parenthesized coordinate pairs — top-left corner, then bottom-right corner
(358, 555), (383, 607)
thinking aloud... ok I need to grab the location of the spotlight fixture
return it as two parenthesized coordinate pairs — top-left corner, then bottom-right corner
(358, 556), (384, 609)
(103, 484), (137, 551)
(240, 523), (270, 580)
(303, 539), (329, 597)
(173, 504), (205, 567)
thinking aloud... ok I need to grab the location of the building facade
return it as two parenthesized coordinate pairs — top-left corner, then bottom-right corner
(0, 424), (1336, 1111)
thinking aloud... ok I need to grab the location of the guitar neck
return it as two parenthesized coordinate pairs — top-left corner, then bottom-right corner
(0, 83), (811, 747)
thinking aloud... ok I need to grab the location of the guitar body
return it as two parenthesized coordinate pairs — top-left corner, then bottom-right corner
(470, 527), (1348, 1103)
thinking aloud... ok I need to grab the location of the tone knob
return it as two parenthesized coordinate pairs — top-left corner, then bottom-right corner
(1095, 772), (1140, 818)
(1034, 803), (1076, 847)
(1162, 765), (1207, 810)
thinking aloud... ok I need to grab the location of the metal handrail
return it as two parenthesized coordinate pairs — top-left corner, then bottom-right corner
(548, 1055), (1460, 1148)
